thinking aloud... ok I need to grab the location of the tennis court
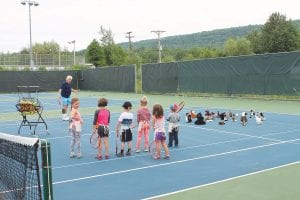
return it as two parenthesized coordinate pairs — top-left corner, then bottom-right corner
(0, 91), (300, 200)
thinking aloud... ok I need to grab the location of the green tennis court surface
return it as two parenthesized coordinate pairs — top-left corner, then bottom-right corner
(148, 161), (300, 200)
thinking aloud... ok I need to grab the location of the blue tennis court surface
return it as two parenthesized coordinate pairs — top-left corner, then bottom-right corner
(0, 92), (299, 200)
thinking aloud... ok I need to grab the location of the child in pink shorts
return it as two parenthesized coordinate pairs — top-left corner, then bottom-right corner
(135, 96), (151, 153)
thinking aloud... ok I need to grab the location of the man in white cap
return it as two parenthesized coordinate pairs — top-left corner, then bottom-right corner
(58, 75), (78, 121)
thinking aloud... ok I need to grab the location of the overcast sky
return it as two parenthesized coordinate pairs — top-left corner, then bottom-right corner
(1, 0), (299, 53)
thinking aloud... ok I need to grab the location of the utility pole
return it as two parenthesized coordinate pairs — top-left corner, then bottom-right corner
(151, 30), (165, 63)
(125, 31), (134, 51)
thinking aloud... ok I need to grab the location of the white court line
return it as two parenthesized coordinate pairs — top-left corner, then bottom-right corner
(181, 124), (300, 144)
(52, 127), (300, 169)
(185, 105), (300, 116)
(0, 112), (120, 126)
(142, 160), (300, 200)
(0, 94), (18, 100)
(52, 138), (300, 185)
(52, 137), (251, 170)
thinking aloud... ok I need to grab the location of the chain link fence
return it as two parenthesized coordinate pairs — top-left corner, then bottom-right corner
(0, 53), (85, 69)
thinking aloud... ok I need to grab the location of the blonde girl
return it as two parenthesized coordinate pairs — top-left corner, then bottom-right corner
(135, 96), (151, 153)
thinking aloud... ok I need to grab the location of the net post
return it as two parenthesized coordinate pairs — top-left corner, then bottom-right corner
(41, 140), (53, 200)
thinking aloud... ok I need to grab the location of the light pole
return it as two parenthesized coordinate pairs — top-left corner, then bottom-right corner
(21, 0), (39, 69)
(68, 40), (76, 66)
(151, 30), (165, 63)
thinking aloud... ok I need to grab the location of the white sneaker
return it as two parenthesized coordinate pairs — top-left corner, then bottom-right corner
(77, 152), (81, 158)
(135, 149), (140, 153)
(144, 149), (149, 152)
(63, 116), (70, 121)
(70, 152), (75, 158)
(62, 114), (70, 121)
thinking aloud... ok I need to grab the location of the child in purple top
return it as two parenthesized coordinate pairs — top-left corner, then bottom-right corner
(152, 104), (170, 160)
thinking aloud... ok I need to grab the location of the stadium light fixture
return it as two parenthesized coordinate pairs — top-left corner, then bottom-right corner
(68, 40), (76, 66)
(20, 0), (39, 70)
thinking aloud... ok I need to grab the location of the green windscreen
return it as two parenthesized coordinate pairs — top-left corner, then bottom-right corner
(142, 51), (300, 95)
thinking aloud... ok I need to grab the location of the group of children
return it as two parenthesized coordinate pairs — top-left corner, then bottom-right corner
(67, 96), (181, 160)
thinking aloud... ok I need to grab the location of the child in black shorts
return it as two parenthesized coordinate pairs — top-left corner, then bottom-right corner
(115, 101), (134, 157)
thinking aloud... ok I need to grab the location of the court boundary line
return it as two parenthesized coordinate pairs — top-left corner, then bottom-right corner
(142, 160), (300, 200)
(184, 105), (300, 116)
(52, 138), (299, 185)
(181, 124), (300, 144)
(52, 127), (299, 169)
(52, 137), (251, 169)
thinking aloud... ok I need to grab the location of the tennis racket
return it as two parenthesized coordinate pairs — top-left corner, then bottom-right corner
(58, 96), (62, 106)
(148, 140), (156, 158)
(176, 101), (185, 113)
(90, 132), (99, 148)
(115, 132), (119, 155)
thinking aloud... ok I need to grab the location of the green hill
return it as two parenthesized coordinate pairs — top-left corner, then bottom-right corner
(119, 19), (300, 50)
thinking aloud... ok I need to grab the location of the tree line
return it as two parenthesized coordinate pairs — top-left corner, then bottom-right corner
(18, 12), (300, 68)
(85, 12), (300, 67)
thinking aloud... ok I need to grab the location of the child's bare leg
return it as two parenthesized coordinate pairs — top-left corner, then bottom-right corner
(162, 141), (169, 157)
(104, 137), (109, 157)
(121, 142), (125, 151)
(128, 141), (132, 150)
(155, 141), (161, 158)
(126, 141), (132, 155)
(97, 138), (102, 157)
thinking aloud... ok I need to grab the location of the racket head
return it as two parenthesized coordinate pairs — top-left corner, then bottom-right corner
(148, 141), (156, 158)
(176, 101), (185, 113)
(90, 132), (99, 148)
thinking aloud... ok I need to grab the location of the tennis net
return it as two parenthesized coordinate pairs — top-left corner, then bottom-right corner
(0, 132), (42, 200)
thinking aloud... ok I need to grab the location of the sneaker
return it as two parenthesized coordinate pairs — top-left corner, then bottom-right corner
(70, 152), (75, 158)
(105, 155), (109, 159)
(96, 155), (102, 160)
(126, 151), (131, 156)
(135, 149), (141, 153)
(117, 152), (124, 157)
(154, 156), (161, 160)
(144, 149), (149, 152)
(77, 152), (81, 158)
(164, 155), (170, 160)
(62, 114), (69, 121)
